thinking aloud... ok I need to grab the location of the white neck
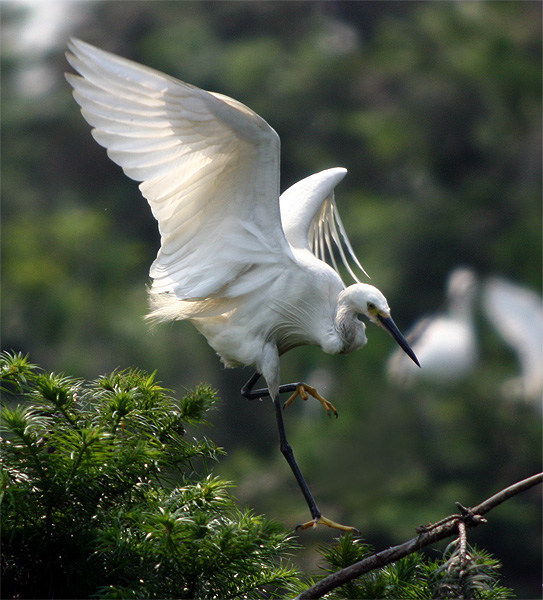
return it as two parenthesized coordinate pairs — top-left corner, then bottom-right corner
(335, 296), (368, 354)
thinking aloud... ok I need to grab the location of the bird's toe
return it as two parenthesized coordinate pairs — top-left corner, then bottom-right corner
(296, 515), (359, 533)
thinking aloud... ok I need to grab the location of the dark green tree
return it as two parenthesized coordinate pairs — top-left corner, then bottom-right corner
(0, 352), (301, 599)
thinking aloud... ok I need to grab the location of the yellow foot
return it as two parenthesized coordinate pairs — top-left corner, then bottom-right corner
(283, 384), (338, 418)
(296, 515), (359, 533)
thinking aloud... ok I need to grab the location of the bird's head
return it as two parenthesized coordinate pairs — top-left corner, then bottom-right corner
(339, 284), (420, 366)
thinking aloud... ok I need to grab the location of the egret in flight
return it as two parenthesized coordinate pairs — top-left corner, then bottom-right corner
(66, 39), (419, 531)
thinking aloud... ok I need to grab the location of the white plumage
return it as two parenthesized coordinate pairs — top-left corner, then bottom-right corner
(66, 39), (419, 530)
(483, 277), (543, 406)
(387, 268), (478, 386)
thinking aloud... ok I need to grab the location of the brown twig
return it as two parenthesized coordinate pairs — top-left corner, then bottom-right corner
(294, 472), (542, 600)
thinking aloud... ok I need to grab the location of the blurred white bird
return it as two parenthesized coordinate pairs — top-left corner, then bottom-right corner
(482, 277), (543, 406)
(66, 39), (419, 531)
(387, 268), (478, 387)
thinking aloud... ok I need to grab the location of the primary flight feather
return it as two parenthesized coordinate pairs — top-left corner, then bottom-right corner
(66, 39), (419, 531)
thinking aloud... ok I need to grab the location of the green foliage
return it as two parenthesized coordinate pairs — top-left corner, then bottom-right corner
(430, 539), (514, 600)
(315, 533), (514, 599)
(0, 352), (301, 599)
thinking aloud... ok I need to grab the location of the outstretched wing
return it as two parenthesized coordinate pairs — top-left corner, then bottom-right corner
(279, 168), (368, 284)
(66, 39), (293, 316)
(483, 277), (543, 388)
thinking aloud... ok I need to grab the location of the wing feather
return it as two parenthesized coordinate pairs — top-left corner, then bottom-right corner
(66, 39), (293, 314)
(280, 167), (368, 284)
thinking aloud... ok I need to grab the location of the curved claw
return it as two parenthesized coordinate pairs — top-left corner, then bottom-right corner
(296, 515), (359, 533)
(283, 384), (338, 418)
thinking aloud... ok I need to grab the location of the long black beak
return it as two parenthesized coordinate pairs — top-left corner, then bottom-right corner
(377, 314), (420, 367)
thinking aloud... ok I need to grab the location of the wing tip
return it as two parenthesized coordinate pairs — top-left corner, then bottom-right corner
(322, 166), (348, 181)
(66, 37), (92, 61)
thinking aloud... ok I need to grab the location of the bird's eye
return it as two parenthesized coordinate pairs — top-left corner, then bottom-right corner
(367, 302), (376, 311)
(356, 313), (364, 321)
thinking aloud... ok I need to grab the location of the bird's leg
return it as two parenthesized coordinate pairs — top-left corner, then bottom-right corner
(272, 393), (358, 533)
(240, 371), (265, 399)
(241, 372), (338, 418)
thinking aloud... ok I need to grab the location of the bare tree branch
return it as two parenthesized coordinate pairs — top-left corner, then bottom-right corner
(295, 472), (543, 600)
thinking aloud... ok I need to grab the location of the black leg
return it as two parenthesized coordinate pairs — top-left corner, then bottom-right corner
(272, 393), (322, 525)
(241, 371), (299, 401)
(241, 371), (338, 418)
(241, 372), (355, 531)
(241, 372), (321, 523)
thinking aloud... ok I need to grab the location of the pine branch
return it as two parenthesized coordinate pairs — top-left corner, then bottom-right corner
(295, 472), (543, 600)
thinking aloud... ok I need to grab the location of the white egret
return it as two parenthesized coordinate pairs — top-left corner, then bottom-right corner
(66, 39), (419, 531)
(482, 277), (543, 406)
(387, 268), (478, 386)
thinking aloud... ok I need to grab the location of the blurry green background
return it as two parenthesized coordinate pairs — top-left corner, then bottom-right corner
(2, 1), (541, 597)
